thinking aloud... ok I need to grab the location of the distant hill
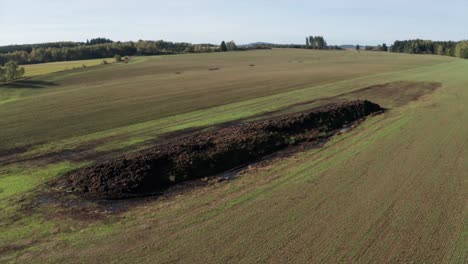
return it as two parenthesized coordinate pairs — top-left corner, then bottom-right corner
(239, 42), (277, 47)
(339, 45), (356, 49)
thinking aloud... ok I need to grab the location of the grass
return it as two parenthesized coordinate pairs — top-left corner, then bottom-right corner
(0, 49), (453, 152)
(0, 162), (80, 200)
(0, 49), (466, 263)
(0, 161), (84, 261)
(21, 58), (115, 77)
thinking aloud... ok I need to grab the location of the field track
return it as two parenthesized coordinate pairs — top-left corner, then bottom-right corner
(0, 49), (466, 263)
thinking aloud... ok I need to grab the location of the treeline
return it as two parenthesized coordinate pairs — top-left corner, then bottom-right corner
(0, 42), (80, 54)
(240, 36), (340, 50)
(391, 39), (468, 58)
(86, 38), (113, 45)
(0, 38), (114, 54)
(0, 38), (249, 65)
(0, 40), (194, 65)
(365, 43), (388, 52)
(246, 43), (341, 50)
(245, 36), (340, 50)
(186, 41), (238, 53)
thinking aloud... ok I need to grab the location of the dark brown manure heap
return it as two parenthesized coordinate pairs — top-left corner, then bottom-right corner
(66, 100), (383, 199)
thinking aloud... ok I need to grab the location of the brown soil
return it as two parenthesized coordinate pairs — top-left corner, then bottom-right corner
(343, 81), (441, 106)
(264, 81), (441, 117)
(65, 100), (383, 199)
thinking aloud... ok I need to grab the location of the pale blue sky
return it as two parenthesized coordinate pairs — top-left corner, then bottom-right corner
(0, 0), (467, 46)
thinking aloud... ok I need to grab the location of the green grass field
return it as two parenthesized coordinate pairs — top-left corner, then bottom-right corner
(0, 49), (466, 263)
(21, 58), (115, 77)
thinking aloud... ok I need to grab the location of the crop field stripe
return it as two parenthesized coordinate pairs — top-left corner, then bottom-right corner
(0, 50), (456, 153)
(8, 60), (461, 160)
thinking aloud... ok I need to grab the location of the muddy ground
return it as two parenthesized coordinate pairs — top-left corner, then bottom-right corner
(65, 100), (383, 199)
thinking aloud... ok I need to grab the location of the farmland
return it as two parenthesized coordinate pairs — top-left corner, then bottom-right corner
(0, 49), (467, 263)
(20, 58), (115, 77)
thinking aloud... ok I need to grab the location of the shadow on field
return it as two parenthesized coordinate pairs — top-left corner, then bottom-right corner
(0, 79), (58, 89)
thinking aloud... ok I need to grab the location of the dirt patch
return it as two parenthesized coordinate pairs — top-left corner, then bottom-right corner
(0, 241), (35, 257)
(231, 81), (441, 123)
(0, 135), (126, 166)
(0, 79), (58, 89)
(65, 100), (383, 199)
(0, 144), (34, 163)
(343, 81), (441, 106)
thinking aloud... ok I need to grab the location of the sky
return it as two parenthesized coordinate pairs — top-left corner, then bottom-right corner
(0, 0), (467, 46)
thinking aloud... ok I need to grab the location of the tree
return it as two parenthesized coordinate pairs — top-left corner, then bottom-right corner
(0, 66), (5, 82)
(220, 41), (228, 52)
(88, 38), (113, 45)
(435, 44), (445, 55)
(0, 61), (25, 82)
(455, 41), (468, 59)
(306, 36), (327, 49)
(314, 36), (326, 49)
(356, 45), (360, 50)
(114, 54), (122, 62)
(226, 41), (237, 51)
(185, 46), (195, 53)
(382, 43), (388, 52)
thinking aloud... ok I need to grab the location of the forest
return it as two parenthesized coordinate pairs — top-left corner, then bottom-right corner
(391, 39), (468, 58)
(0, 39), (194, 65)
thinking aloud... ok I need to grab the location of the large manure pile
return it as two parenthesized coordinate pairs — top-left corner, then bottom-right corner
(67, 100), (383, 199)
